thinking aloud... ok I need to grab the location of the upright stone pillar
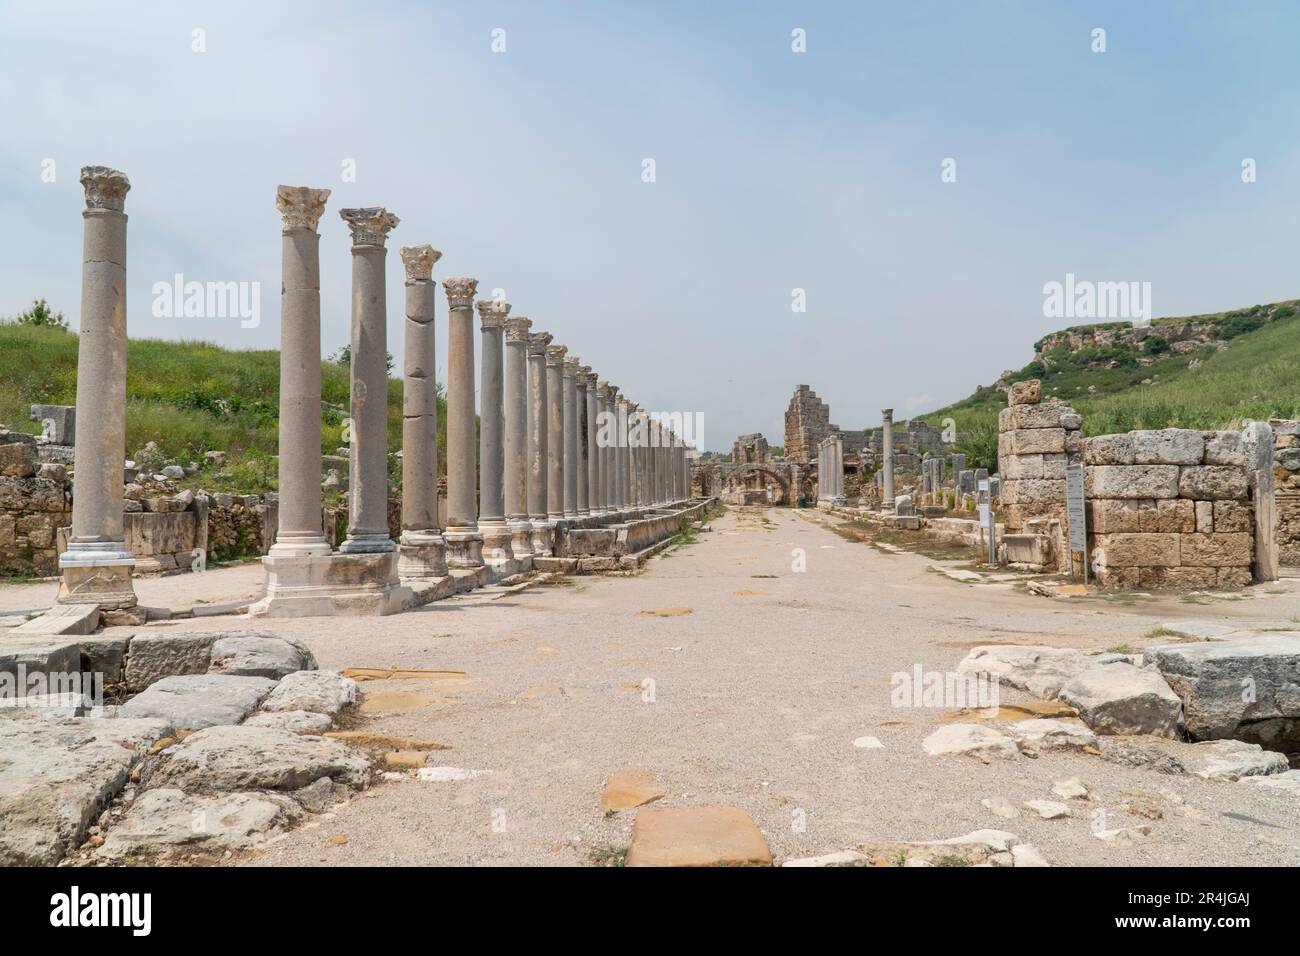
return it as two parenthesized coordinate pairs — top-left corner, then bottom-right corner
(443, 277), (484, 569)
(881, 408), (896, 511)
(59, 166), (137, 610)
(505, 316), (533, 558)
(267, 185), (332, 561)
(527, 332), (553, 555)
(339, 207), (400, 555)
(587, 375), (603, 515)
(476, 298), (513, 566)
(833, 435), (846, 504)
(563, 357), (581, 520)
(546, 344), (567, 523)
(397, 244), (447, 578)
(631, 405), (646, 507)
(612, 390), (627, 511)
(597, 382), (614, 514)
(576, 365), (592, 517)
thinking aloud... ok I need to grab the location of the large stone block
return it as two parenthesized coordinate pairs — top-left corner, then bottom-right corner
(0, 442), (37, 478)
(1136, 498), (1194, 533)
(1058, 662), (1183, 737)
(1091, 532), (1180, 568)
(1137, 566), (1218, 590)
(1179, 532), (1251, 568)
(1128, 428), (1204, 465)
(1086, 498), (1142, 533)
(1082, 434), (1135, 466)
(1002, 454), (1044, 480)
(1203, 430), (1245, 467)
(1212, 500), (1251, 533)
(1178, 465), (1247, 500)
(125, 511), (197, 557)
(208, 633), (316, 680)
(120, 674), (277, 731)
(1009, 404), (1066, 430)
(1084, 464), (1179, 499)
(999, 478), (1063, 508)
(1007, 428), (1065, 454)
(1151, 635), (1300, 750)
(124, 633), (216, 692)
(1008, 380), (1041, 405)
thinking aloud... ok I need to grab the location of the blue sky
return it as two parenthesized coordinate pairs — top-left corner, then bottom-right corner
(3, 1), (1298, 450)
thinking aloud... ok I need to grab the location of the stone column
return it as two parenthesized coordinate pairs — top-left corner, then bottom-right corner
(443, 277), (484, 568)
(546, 344), (567, 522)
(597, 382), (613, 513)
(587, 375), (603, 515)
(576, 365), (592, 517)
(476, 298), (512, 565)
(881, 408), (895, 510)
(833, 435), (845, 502)
(505, 316), (533, 557)
(338, 207), (400, 555)
(648, 420), (659, 506)
(59, 166), (137, 609)
(398, 244), (446, 578)
(612, 389), (627, 511)
(266, 185), (332, 561)
(527, 332), (553, 554)
(563, 357), (581, 519)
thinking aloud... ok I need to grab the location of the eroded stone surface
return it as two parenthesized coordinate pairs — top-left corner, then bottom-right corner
(1189, 739), (1290, 782)
(261, 670), (357, 717)
(956, 645), (1086, 698)
(146, 725), (372, 793)
(120, 674), (276, 731)
(97, 787), (303, 860)
(626, 805), (772, 867)
(208, 633), (317, 680)
(125, 633), (215, 692)
(922, 723), (1018, 759)
(601, 768), (666, 812)
(1008, 718), (1098, 754)
(1058, 662), (1183, 737)
(242, 710), (333, 735)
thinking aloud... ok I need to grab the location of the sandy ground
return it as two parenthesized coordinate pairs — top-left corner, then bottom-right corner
(8, 507), (1300, 866)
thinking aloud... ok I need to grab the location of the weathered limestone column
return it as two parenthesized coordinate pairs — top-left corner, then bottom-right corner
(527, 332), (553, 554)
(397, 244), (446, 578)
(595, 382), (608, 515)
(587, 375), (603, 515)
(546, 344), (567, 523)
(612, 389), (627, 510)
(833, 435), (846, 502)
(881, 408), (895, 510)
(476, 298), (513, 566)
(443, 277), (484, 568)
(267, 185), (332, 561)
(59, 166), (137, 609)
(563, 357), (581, 519)
(339, 207), (400, 555)
(597, 382), (614, 513)
(576, 365), (592, 517)
(504, 316), (533, 557)
(648, 420), (659, 506)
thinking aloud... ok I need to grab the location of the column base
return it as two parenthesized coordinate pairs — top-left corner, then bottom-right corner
(507, 517), (534, 558)
(529, 519), (554, 557)
(58, 542), (137, 610)
(338, 532), (397, 555)
(479, 519), (515, 566)
(267, 533), (332, 558)
(248, 551), (414, 618)
(443, 527), (485, 569)
(398, 529), (448, 579)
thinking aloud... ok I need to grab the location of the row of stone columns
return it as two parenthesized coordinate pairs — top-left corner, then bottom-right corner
(57, 172), (699, 616)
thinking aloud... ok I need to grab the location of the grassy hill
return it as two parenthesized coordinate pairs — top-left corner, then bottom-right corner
(919, 298), (1300, 470)
(0, 320), (443, 493)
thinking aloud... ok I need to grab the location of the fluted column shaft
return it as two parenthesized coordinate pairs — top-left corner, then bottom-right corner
(60, 166), (137, 608)
(546, 345), (567, 521)
(340, 207), (399, 554)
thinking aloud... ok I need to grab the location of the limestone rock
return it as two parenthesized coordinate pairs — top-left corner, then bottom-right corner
(859, 829), (1019, 867)
(956, 644), (1086, 698)
(1008, 380), (1041, 405)
(1178, 466), (1247, 500)
(260, 670), (356, 717)
(208, 633), (317, 680)
(1189, 739), (1289, 782)
(1051, 777), (1090, 800)
(601, 768), (666, 812)
(1149, 634), (1300, 751)
(626, 805), (772, 867)
(1241, 769), (1300, 793)
(1023, 799), (1071, 819)
(1011, 844), (1051, 867)
(124, 632), (216, 692)
(120, 674), (276, 731)
(96, 787), (303, 860)
(1094, 824), (1151, 846)
(1128, 428), (1204, 465)
(0, 711), (172, 865)
(242, 710), (333, 735)
(981, 796), (1019, 819)
(921, 724), (1018, 759)
(1009, 718), (1098, 754)
(146, 725), (372, 793)
(782, 850), (871, 867)
(1058, 662), (1183, 737)
(1085, 464), (1179, 499)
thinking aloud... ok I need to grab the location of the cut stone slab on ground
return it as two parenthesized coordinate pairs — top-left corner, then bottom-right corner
(625, 805), (772, 867)
(120, 674), (276, 731)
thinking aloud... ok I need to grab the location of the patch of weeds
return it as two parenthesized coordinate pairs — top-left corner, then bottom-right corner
(932, 854), (971, 867)
(894, 850), (907, 866)
(585, 843), (629, 867)
(1144, 627), (1178, 641)
(751, 574), (778, 579)
(1107, 643), (1138, 654)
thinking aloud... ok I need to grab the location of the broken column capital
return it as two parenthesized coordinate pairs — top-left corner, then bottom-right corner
(80, 165), (130, 212)
(505, 317), (532, 342)
(339, 206), (400, 247)
(527, 330), (552, 354)
(546, 343), (568, 366)
(399, 244), (442, 281)
(276, 184), (330, 232)
(476, 299), (510, 330)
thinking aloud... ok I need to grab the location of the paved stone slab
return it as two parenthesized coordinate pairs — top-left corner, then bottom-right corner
(922, 723), (1018, 759)
(124, 632), (216, 692)
(260, 670), (357, 717)
(0, 711), (172, 865)
(600, 768), (666, 812)
(12, 604), (100, 636)
(120, 674), (276, 731)
(78, 635), (129, 686)
(1058, 662), (1183, 737)
(956, 644), (1087, 698)
(0, 638), (80, 680)
(857, 828), (1019, 867)
(208, 633), (317, 680)
(243, 710), (333, 735)
(97, 787), (303, 860)
(626, 805), (771, 867)
(146, 724), (372, 792)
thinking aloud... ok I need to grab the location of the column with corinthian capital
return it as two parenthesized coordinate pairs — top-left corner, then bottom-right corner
(576, 365), (592, 517)
(586, 373), (602, 515)
(546, 344), (567, 523)
(504, 316), (532, 558)
(528, 332), (554, 554)
(443, 277), (484, 568)
(563, 357), (580, 520)
(476, 298), (513, 566)
(397, 244), (446, 579)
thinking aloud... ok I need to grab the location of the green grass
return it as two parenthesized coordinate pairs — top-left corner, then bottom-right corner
(919, 297), (1300, 469)
(0, 322), (446, 493)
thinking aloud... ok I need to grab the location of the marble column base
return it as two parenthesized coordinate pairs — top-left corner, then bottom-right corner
(507, 518), (534, 558)
(479, 520), (515, 567)
(338, 532), (397, 555)
(398, 529), (448, 579)
(443, 527), (485, 569)
(57, 560), (138, 610)
(529, 520), (554, 557)
(249, 551), (414, 618)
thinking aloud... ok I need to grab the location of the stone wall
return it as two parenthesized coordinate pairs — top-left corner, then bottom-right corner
(1082, 428), (1255, 589)
(1271, 420), (1300, 565)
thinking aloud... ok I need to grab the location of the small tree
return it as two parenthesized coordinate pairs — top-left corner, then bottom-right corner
(15, 298), (68, 330)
